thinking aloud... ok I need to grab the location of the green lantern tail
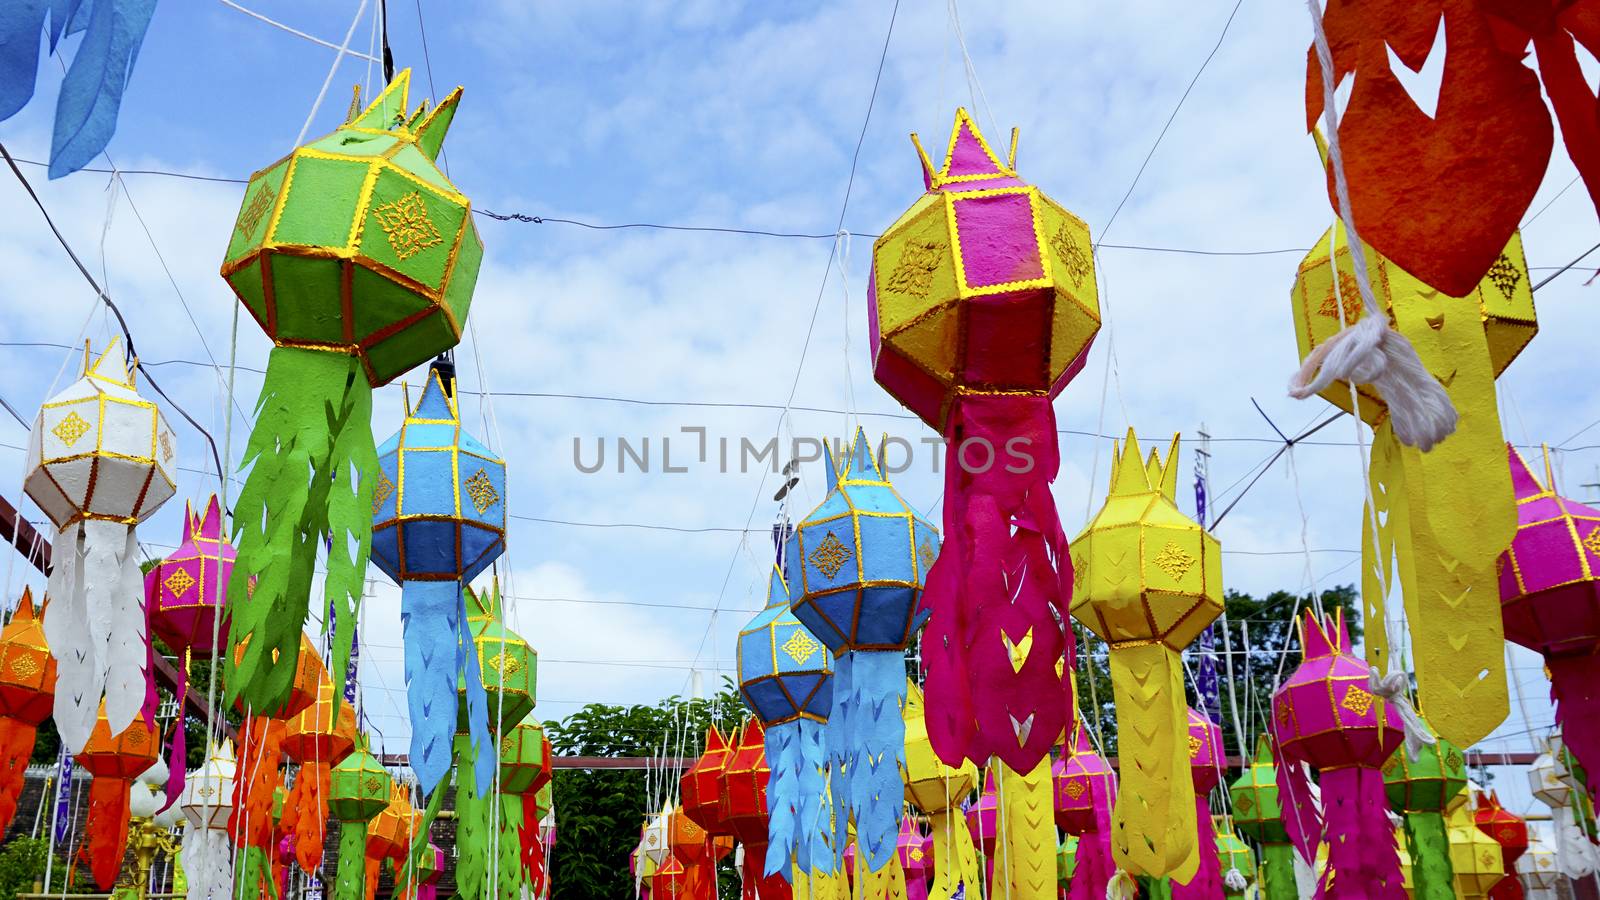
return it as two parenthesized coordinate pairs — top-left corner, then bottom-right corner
(333, 822), (368, 900)
(1405, 811), (1455, 900)
(1259, 844), (1297, 900)
(498, 792), (525, 900)
(226, 346), (376, 714)
(453, 732), (490, 898)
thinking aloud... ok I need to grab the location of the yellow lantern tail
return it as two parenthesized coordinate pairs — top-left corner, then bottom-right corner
(1109, 643), (1198, 881)
(996, 758), (1056, 899)
(927, 807), (981, 900)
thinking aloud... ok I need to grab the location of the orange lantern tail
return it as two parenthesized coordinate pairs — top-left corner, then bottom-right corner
(0, 718), (38, 832)
(82, 775), (133, 890)
(230, 715), (285, 850)
(364, 855), (382, 900)
(281, 761), (330, 873)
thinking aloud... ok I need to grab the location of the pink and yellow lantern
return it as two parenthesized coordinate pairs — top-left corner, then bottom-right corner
(1272, 610), (1407, 899)
(1173, 708), (1226, 899)
(1498, 445), (1600, 797)
(1052, 722), (1118, 900)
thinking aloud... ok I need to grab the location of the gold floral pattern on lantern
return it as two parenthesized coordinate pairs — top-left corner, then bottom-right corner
(236, 183), (276, 237)
(1187, 734), (1204, 758)
(781, 629), (821, 665)
(1582, 525), (1600, 557)
(164, 568), (196, 600)
(9, 655), (40, 679)
(371, 473), (394, 515)
(52, 412), (90, 447)
(372, 191), (443, 260)
(464, 468), (499, 514)
(809, 532), (852, 580)
(1340, 685), (1375, 717)
(1486, 255), (1522, 298)
(1050, 225), (1091, 286)
(1154, 542), (1196, 580)
(1064, 779), (1086, 800)
(886, 241), (943, 297)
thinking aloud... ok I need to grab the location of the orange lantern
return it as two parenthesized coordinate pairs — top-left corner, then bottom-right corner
(0, 588), (55, 832)
(367, 783), (423, 900)
(681, 726), (734, 836)
(1473, 791), (1528, 899)
(280, 672), (357, 874)
(75, 703), (160, 889)
(671, 803), (719, 900)
(232, 631), (327, 719)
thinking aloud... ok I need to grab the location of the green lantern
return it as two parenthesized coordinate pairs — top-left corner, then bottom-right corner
(1215, 825), (1256, 899)
(220, 68), (483, 714)
(1228, 736), (1294, 900)
(1383, 722), (1466, 900)
(499, 718), (550, 795)
(330, 744), (392, 900)
(460, 579), (537, 735)
(1058, 835), (1077, 890)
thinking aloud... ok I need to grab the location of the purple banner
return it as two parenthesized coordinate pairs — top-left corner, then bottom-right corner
(52, 745), (73, 845)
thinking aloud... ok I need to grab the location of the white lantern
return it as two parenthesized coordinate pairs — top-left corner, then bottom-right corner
(129, 758), (170, 819)
(639, 803), (671, 866)
(180, 740), (236, 831)
(26, 338), (176, 752)
(1528, 743), (1571, 810)
(1518, 833), (1560, 895)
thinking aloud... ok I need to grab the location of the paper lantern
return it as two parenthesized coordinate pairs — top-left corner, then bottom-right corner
(1058, 836), (1077, 893)
(1174, 708), (1226, 899)
(1073, 430), (1222, 879)
(1215, 824), (1256, 899)
(870, 108), (1091, 787)
(500, 716), (553, 894)
(719, 720), (789, 900)
(180, 740), (237, 900)
(680, 726), (733, 836)
(416, 843), (446, 900)
(280, 672), (358, 874)
(1517, 836), (1559, 893)
(460, 579), (535, 733)
(25, 339), (175, 752)
(1499, 445), (1600, 791)
(372, 362), (506, 795)
(669, 804), (719, 900)
(652, 856), (690, 900)
(1384, 724), (1468, 900)
(1052, 723), (1117, 900)
(1290, 221), (1534, 749)
(219, 69), (482, 723)
(903, 681), (980, 900)
(146, 495), (236, 809)
(0, 588), (54, 833)
(966, 771), (998, 859)
(76, 703), (161, 889)
(641, 803), (673, 868)
(898, 817), (930, 900)
(1272, 610), (1407, 898)
(1229, 736), (1295, 900)
(1450, 803), (1508, 899)
(1527, 741), (1571, 810)
(789, 430), (935, 870)
(1475, 792), (1528, 900)
(738, 559), (832, 881)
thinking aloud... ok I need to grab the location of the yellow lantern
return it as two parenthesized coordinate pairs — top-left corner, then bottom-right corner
(1071, 430), (1222, 880)
(1448, 803), (1506, 899)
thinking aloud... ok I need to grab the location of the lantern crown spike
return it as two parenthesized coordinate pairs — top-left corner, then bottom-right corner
(343, 68), (462, 161)
(407, 365), (459, 422)
(84, 336), (134, 388)
(841, 428), (882, 482)
(765, 564), (788, 610)
(350, 69), (413, 130)
(1253, 733), (1273, 765)
(909, 107), (1019, 191)
(1108, 428), (1152, 497)
(11, 586), (36, 623)
(414, 87), (462, 161)
(1296, 608), (1349, 660)
(1506, 443), (1548, 499)
(198, 495), (223, 540)
(180, 499), (197, 544)
(822, 439), (840, 494)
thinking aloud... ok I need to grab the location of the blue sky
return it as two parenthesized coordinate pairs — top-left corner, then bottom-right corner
(2, 0), (1598, 821)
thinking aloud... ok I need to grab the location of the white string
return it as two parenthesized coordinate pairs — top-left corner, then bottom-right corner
(836, 229), (860, 435)
(217, 0), (381, 62)
(294, 0), (372, 148)
(1290, 0), (1456, 451)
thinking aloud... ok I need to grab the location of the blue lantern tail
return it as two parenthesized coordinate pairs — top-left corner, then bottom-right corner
(850, 651), (905, 872)
(827, 651), (854, 865)
(403, 579), (462, 793)
(764, 722), (799, 880)
(457, 586), (495, 794)
(797, 716), (831, 875)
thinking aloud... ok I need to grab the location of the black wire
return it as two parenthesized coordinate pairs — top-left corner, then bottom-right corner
(1208, 410), (1347, 530)
(379, 0), (395, 84)
(1531, 239), (1600, 292)
(0, 142), (231, 503)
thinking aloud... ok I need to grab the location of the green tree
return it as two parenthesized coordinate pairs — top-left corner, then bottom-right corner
(0, 837), (93, 898)
(1076, 584), (1360, 759)
(544, 679), (745, 900)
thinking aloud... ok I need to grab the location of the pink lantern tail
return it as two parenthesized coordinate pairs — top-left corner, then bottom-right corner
(1550, 653), (1600, 803)
(1316, 767), (1405, 899)
(1067, 829), (1115, 900)
(1273, 744), (1322, 866)
(159, 660), (188, 813)
(924, 394), (1074, 771)
(1171, 795), (1221, 898)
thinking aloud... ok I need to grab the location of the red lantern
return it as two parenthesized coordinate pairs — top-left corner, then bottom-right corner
(681, 725), (734, 836)
(76, 704), (160, 890)
(720, 720), (791, 900)
(0, 588), (55, 832)
(1474, 791), (1528, 899)
(279, 673), (357, 874)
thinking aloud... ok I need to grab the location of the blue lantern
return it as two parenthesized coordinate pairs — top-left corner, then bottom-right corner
(738, 563), (833, 880)
(789, 429), (937, 871)
(371, 361), (504, 795)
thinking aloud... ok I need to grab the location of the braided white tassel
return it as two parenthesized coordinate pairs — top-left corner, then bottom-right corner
(1224, 867), (1249, 890)
(1368, 667), (1437, 760)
